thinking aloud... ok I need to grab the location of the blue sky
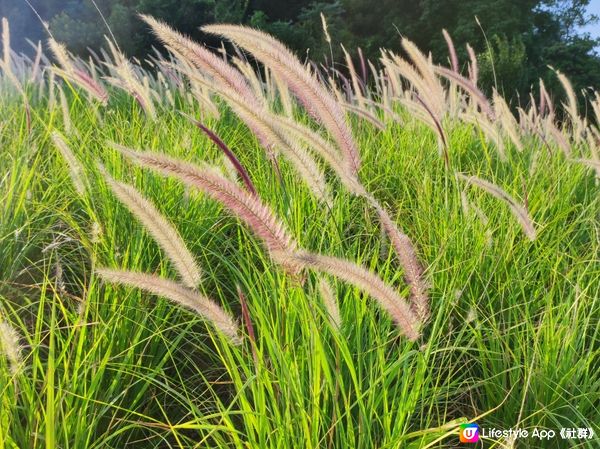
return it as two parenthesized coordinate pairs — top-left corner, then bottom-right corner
(580, 1), (600, 41)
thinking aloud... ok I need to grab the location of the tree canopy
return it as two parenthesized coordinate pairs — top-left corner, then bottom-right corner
(1, 0), (598, 103)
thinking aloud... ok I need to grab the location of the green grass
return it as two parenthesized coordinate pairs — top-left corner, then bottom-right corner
(0, 89), (598, 448)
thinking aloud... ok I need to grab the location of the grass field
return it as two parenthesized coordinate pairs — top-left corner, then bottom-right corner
(0, 18), (599, 448)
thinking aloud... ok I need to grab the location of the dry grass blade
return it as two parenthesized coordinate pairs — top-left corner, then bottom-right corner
(96, 269), (240, 344)
(458, 174), (537, 240)
(100, 170), (202, 289)
(202, 24), (361, 174)
(276, 250), (420, 341)
(110, 144), (302, 274)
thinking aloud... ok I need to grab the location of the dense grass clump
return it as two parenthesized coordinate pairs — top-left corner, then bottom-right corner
(0, 17), (598, 448)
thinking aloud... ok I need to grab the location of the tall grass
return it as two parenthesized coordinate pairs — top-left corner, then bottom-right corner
(0, 17), (598, 448)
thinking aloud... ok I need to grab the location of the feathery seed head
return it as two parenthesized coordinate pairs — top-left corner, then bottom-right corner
(51, 132), (87, 196)
(96, 269), (240, 344)
(275, 250), (421, 341)
(0, 320), (23, 376)
(458, 173), (536, 240)
(318, 278), (341, 330)
(101, 169), (202, 288)
(202, 24), (362, 174)
(110, 144), (302, 275)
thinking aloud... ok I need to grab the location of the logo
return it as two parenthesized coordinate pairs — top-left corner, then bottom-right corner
(460, 423), (480, 443)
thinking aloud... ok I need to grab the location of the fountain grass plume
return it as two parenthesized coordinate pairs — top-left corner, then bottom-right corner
(140, 14), (260, 109)
(179, 69), (332, 205)
(110, 143), (303, 275)
(0, 320), (23, 377)
(96, 269), (240, 344)
(202, 23), (361, 174)
(51, 132), (87, 196)
(458, 173), (537, 241)
(48, 38), (109, 105)
(100, 167), (202, 289)
(275, 250), (421, 341)
(442, 29), (459, 72)
(318, 277), (341, 331)
(434, 65), (494, 120)
(371, 203), (430, 323)
(466, 44), (478, 84)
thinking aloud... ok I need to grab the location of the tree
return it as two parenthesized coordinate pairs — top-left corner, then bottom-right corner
(2, 0), (598, 106)
(478, 35), (530, 99)
(336, 0), (599, 104)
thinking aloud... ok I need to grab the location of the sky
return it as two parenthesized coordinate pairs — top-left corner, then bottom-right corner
(580, 1), (600, 42)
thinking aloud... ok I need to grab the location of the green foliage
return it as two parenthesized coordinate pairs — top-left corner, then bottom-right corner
(542, 37), (600, 92)
(48, 11), (104, 55)
(108, 3), (136, 54)
(251, 1), (345, 61)
(0, 84), (598, 448)
(479, 34), (530, 99)
(1, 1), (599, 125)
(213, 0), (249, 23)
